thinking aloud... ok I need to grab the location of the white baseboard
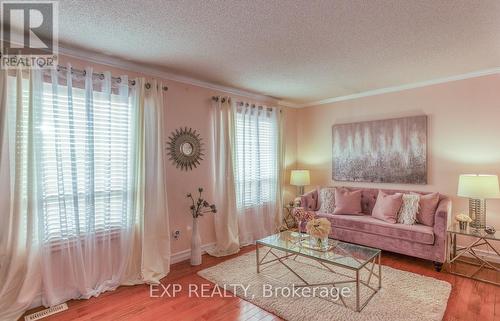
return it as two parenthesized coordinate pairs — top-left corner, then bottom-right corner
(170, 242), (216, 264)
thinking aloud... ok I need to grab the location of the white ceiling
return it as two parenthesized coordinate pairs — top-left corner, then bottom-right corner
(50, 1), (500, 104)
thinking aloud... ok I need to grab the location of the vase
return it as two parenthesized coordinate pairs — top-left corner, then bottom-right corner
(191, 217), (202, 266)
(309, 236), (329, 250)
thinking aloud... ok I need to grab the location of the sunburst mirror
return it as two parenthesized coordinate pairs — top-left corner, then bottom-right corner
(166, 127), (204, 171)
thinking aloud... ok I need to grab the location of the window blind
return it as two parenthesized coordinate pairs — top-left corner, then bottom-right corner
(234, 109), (278, 209)
(7, 75), (135, 243)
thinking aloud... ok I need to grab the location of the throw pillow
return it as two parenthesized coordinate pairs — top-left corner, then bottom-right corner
(372, 191), (403, 223)
(397, 194), (420, 225)
(318, 188), (336, 213)
(414, 192), (440, 226)
(332, 188), (363, 215)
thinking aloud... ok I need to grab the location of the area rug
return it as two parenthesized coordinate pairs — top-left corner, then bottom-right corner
(198, 250), (451, 321)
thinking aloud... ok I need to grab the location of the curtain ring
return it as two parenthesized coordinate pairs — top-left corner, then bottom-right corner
(99, 73), (105, 80)
(82, 69), (86, 76)
(116, 77), (122, 83)
(145, 83), (151, 89)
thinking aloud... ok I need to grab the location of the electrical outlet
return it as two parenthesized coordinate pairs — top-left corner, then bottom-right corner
(172, 230), (181, 240)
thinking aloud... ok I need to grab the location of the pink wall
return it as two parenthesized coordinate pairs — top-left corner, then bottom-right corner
(296, 74), (500, 230)
(58, 55), (298, 258)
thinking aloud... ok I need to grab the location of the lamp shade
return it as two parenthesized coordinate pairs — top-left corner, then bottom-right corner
(290, 170), (310, 186)
(457, 174), (500, 199)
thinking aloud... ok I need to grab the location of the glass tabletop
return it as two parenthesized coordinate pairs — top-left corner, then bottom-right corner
(448, 223), (500, 240)
(256, 230), (380, 270)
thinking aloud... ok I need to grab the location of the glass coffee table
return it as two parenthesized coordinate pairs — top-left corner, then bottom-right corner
(256, 231), (382, 312)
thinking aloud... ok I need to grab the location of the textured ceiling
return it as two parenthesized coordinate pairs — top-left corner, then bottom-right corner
(50, 1), (500, 103)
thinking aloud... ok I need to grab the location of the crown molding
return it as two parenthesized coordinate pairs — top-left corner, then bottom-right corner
(277, 100), (303, 108)
(57, 44), (290, 106)
(299, 67), (500, 108)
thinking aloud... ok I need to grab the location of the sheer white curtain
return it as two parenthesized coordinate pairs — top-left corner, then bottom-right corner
(233, 103), (282, 245)
(275, 112), (286, 230)
(208, 98), (284, 255)
(131, 78), (170, 282)
(0, 69), (43, 320)
(37, 66), (138, 306)
(0, 67), (170, 319)
(207, 97), (239, 257)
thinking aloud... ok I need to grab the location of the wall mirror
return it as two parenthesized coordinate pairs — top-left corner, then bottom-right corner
(166, 127), (204, 171)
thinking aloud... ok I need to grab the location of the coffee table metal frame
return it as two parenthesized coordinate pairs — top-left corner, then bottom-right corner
(256, 232), (382, 312)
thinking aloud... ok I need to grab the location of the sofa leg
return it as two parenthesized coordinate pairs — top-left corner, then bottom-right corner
(433, 261), (443, 272)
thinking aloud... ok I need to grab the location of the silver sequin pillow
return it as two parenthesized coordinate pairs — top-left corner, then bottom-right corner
(397, 194), (420, 225)
(318, 188), (336, 213)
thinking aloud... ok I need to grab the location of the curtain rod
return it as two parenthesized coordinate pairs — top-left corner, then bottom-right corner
(56, 65), (168, 91)
(211, 96), (280, 113)
(211, 96), (231, 103)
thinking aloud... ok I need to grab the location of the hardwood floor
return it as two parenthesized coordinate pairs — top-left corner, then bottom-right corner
(22, 246), (500, 321)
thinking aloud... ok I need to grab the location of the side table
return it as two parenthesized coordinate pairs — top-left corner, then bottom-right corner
(281, 206), (297, 230)
(447, 224), (500, 285)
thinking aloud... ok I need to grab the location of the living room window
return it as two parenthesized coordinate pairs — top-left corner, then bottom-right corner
(7, 74), (136, 244)
(233, 106), (279, 209)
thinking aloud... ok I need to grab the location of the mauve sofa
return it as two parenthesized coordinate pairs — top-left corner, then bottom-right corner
(300, 187), (451, 271)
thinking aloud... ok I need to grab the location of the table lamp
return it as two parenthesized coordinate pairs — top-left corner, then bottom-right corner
(457, 174), (500, 228)
(290, 170), (310, 196)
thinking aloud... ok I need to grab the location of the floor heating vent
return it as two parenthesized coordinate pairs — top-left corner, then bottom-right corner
(24, 303), (68, 321)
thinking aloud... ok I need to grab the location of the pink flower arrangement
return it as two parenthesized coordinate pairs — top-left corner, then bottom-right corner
(306, 218), (331, 239)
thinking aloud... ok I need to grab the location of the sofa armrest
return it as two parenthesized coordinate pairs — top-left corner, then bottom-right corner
(300, 189), (319, 211)
(433, 197), (451, 263)
(434, 198), (451, 234)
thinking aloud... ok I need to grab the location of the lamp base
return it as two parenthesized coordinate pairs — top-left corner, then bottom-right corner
(297, 186), (305, 196)
(469, 198), (486, 229)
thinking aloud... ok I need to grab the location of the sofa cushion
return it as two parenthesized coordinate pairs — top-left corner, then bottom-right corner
(318, 187), (336, 213)
(414, 192), (440, 227)
(360, 189), (379, 215)
(397, 194), (420, 225)
(337, 187), (441, 216)
(317, 212), (435, 245)
(301, 190), (318, 210)
(333, 188), (363, 215)
(371, 190), (403, 223)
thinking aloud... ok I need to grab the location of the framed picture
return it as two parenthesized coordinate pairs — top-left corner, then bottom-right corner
(332, 115), (427, 184)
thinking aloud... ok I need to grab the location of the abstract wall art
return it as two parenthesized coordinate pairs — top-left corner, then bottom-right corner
(332, 115), (427, 184)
